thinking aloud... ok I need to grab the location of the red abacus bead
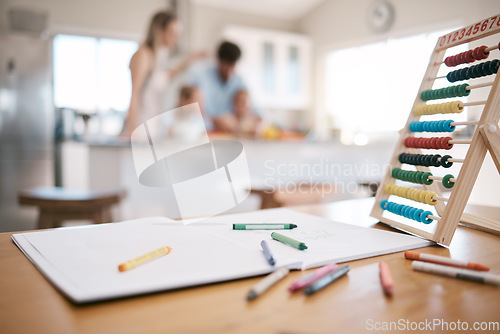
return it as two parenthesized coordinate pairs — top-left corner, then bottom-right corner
(459, 52), (467, 64)
(421, 138), (430, 149)
(448, 55), (456, 67)
(431, 137), (439, 149)
(421, 138), (428, 149)
(478, 45), (489, 59)
(473, 47), (482, 61)
(465, 50), (474, 63)
(445, 56), (453, 67)
(404, 137), (412, 147)
(452, 55), (460, 66)
(425, 138), (432, 149)
(442, 137), (453, 149)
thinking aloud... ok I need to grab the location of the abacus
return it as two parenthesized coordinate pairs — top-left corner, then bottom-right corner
(371, 14), (500, 246)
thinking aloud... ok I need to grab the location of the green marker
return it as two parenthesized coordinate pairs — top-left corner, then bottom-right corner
(271, 232), (307, 250)
(233, 223), (297, 230)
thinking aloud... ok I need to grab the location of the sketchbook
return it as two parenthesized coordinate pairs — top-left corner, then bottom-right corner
(12, 208), (432, 303)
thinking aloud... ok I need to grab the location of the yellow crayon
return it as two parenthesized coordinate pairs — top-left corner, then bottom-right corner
(118, 246), (172, 272)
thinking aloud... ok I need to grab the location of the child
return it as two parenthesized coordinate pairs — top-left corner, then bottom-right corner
(232, 90), (261, 137)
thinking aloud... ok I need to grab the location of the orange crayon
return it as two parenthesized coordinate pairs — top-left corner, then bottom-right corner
(404, 251), (490, 272)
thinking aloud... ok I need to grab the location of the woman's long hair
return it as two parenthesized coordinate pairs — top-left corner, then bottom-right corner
(144, 11), (177, 52)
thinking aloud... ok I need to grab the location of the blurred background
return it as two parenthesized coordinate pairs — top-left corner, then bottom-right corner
(1, 0), (500, 232)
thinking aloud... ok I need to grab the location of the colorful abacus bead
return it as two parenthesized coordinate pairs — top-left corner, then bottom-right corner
(446, 59), (500, 82)
(420, 84), (470, 101)
(409, 120), (455, 133)
(404, 136), (453, 150)
(380, 200), (434, 224)
(440, 155), (453, 168)
(399, 153), (443, 167)
(384, 184), (437, 205)
(444, 45), (490, 67)
(442, 174), (455, 188)
(392, 168), (433, 185)
(414, 101), (463, 115)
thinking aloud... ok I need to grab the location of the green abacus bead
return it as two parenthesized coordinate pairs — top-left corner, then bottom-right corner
(442, 174), (455, 188)
(462, 83), (471, 97)
(391, 168), (399, 178)
(422, 172), (433, 185)
(414, 171), (421, 183)
(447, 86), (455, 98)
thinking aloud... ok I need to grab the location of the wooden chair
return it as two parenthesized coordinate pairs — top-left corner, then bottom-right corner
(18, 187), (126, 229)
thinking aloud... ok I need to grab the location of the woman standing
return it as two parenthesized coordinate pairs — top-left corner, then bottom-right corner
(122, 11), (203, 136)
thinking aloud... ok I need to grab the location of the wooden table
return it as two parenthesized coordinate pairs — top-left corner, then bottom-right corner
(1, 198), (499, 334)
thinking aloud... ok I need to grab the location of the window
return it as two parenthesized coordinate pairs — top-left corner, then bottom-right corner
(53, 34), (138, 134)
(324, 29), (467, 144)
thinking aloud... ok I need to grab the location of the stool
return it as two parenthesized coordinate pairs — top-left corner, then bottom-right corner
(18, 187), (126, 229)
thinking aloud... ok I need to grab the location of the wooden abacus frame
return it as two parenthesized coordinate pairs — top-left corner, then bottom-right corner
(371, 14), (500, 246)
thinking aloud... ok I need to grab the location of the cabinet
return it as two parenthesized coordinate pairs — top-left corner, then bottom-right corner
(222, 25), (310, 111)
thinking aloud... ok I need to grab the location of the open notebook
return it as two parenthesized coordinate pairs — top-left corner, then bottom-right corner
(12, 208), (432, 303)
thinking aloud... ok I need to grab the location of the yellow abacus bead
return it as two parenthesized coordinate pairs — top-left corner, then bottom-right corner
(452, 100), (463, 114)
(414, 105), (424, 115)
(419, 190), (428, 203)
(432, 104), (440, 114)
(425, 192), (437, 205)
(385, 184), (392, 194)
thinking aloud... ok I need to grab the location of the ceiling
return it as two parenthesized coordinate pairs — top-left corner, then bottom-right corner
(191, 0), (325, 21)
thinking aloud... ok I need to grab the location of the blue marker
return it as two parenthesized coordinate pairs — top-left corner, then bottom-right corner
(261, 240), (276, 266)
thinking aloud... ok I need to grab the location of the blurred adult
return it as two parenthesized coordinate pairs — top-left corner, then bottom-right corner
(187, 41), (260, 131)
(121, 11), (203, 136)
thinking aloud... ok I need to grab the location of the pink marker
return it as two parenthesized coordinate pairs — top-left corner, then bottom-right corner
(288, 263), (338, 292)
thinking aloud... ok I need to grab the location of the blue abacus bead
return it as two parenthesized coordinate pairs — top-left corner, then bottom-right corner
(380, 199), (388, 209)
(421, 211), (434, 224)
(402, 206), (412, 219)
(434, 121), (442, 132)
(444, 120), (455, 132)
(436, 120), (444, 132)
(426, 121), (433, 132)
(409, 122), (418, 132)
(414, 209), (424, 222)
(408, 207), (418, 219)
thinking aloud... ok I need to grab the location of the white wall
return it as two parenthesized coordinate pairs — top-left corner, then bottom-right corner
(299, 0), (500, 51)
(190, 3), (297, 53)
